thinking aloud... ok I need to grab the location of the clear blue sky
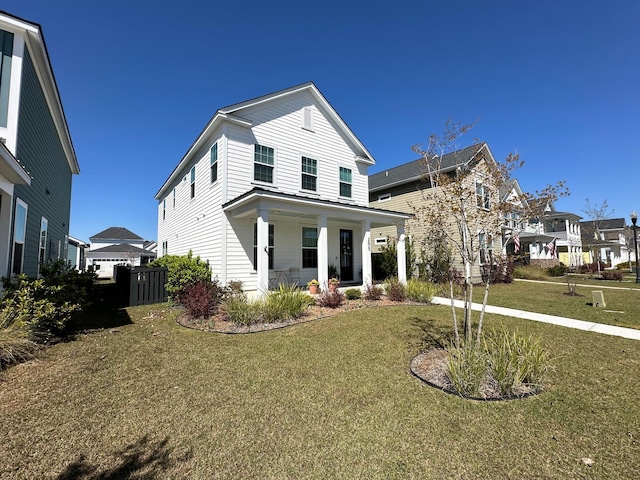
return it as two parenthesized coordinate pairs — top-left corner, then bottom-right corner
(4, 1), (639, 242)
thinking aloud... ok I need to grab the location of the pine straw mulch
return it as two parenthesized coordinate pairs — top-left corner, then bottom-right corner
(176, 297), (426, 334)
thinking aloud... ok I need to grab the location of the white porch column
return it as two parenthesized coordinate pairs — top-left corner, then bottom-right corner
(317, 215), (328, 286)
(361, 219), (372, 286)
(396, 224), (407, 284)
(256, 208), (269, 295)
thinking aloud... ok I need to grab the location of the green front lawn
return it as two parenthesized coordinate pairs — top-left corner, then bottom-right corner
(1, 303), (639, 479)
(483, 281), (640, 329)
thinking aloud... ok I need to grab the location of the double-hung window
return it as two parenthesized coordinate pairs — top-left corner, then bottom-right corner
(253, 223), (274, 270)
(301, 156), (317, 191)
(190, 166), (196, 199)
(339, 167), (352, 198)
(12, 199), (27, 274)
(302, 227), (318, 268)
(254, 144), (275, 183)
(162, 199), (166, 220)
(210, 142), (218, 184)
(476, 181), (490, 209)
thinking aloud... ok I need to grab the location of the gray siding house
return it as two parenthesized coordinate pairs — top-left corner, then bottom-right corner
(0, 10), (79, 278)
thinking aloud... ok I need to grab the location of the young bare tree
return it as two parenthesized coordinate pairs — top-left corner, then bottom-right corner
(582, 198), (614, 277)
(411, 119), (568, 345)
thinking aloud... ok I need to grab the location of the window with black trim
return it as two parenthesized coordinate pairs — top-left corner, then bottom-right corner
(301, 156), (317, 191)
(302, 227), (318, 268)
(254, 144), (275, 183)
(12, 199), (27, 274)
(38, 217), (48, 274)
(211, 142), (218, 183)
(339, 167), (352, 198)
(190, 166), (196, 199)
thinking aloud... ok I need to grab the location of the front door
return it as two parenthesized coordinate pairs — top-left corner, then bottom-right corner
(339, 229), (353, 281)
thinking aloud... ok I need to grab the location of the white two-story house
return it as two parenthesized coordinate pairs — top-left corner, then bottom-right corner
(155, 83), (409, 296)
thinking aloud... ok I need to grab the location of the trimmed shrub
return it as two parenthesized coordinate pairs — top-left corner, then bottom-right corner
(316, 290), (345, 309)
(601, 270), (623, 281)
(149, 252), (211, 299)
(363, 283), (383, 300)
(615, 261), (631, 270)
(177, 281), (221, 319)
(579, 261), (608, 275)
(547, 264), (568, 277)
(406, 279), (438, 303)
(385, 277), (406, 302)
(344, 288), (361, 300)
(1, 275), (79, 337)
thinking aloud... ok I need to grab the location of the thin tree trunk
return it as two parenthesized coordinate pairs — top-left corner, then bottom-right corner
(477, 250), (492, 343)
(449, 277), (459, 346)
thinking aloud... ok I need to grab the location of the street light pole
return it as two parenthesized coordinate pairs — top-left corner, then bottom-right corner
(631, 211), (640, 284)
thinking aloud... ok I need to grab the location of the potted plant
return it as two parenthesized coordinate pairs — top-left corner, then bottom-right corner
(328, 277), (340, 292)
(307, 279), (320, 294)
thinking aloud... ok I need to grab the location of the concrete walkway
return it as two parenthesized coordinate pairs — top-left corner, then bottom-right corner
(515, 278), (640, 291)
(431, 296), (640, 341)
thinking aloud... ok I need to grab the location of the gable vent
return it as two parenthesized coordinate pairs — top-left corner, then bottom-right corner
(302, 107), (314, 131)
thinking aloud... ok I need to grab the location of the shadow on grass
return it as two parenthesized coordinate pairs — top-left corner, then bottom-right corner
(409, 316), (455, 351)
(66, 282), (133, 333)
(56, 435), (192, 480)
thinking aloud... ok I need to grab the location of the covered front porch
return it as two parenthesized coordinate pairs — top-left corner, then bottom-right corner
(222, 188), (410, 296)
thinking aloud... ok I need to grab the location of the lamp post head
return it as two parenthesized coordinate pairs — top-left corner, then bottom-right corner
(632, 210), (638, 226)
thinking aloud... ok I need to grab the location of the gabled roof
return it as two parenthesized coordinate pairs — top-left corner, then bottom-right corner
(0, 10), (79, 174)
(90, 227), (143, 241)
(369, 143), (486, 192)
(155, 82), (374, 200)
(88, 243), (154, 255)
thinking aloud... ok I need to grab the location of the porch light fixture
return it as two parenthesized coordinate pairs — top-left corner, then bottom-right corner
(631, 211), (639, 283)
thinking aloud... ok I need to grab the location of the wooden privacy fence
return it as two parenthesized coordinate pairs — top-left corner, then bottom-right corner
(115, 266), (168, 307)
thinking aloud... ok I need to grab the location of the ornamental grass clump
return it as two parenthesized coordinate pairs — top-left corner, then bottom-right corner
(406, 279), (438, 303)
(444, 330), (552, 399)
(445, 341), (488, 398)
(0, 311), (38, 370)
(513, 265), (549, 281)
(221, 284), (312, 325)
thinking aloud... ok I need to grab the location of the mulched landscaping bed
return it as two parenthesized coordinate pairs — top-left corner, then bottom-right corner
(177, 297), (426, 334)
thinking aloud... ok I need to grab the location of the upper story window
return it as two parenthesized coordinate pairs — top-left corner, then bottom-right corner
(162, 199), (166, 220)
(475, 182), (490, 210)
(339, 167), (352, 198)
(210, 142), (218, 184)
(0, 29), (14, 128)
(301, 157), (317, 191)
(190, 166), (196, 199)
(254, 144), (275, 184)
(172, 187), (176, 208)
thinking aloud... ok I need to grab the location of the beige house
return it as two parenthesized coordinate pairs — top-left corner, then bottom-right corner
(368, 143), (502, 281)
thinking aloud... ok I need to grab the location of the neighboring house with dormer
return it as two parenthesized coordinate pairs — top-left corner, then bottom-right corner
(86, 227), (156, 278)
(500, 180), (583, 267)
(155, 82), (409, 296)
(368, 143), (501, 282)
(0, 10), (79, 278)
(580, 217), (628, 267)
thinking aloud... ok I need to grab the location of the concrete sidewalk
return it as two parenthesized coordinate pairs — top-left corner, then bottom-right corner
(431, 296), (640, 341)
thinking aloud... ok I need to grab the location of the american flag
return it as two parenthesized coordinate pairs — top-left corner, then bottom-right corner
(514, 235), (520, 253)
(546, 238), (556, 257)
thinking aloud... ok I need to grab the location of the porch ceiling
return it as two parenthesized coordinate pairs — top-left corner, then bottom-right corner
(223, 187), (409, 228)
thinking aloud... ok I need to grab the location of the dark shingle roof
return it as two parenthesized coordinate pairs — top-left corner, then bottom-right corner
(580, 218), (626, 230)
(89, 244), (153, 255)
(369, 144), (483, 192)
(90, 227), (143, 241)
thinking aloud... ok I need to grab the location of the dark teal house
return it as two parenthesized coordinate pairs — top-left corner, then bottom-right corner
(0, 10), (79, 278)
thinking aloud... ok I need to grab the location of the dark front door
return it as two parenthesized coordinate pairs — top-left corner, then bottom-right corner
(339, 229), (353, 281)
